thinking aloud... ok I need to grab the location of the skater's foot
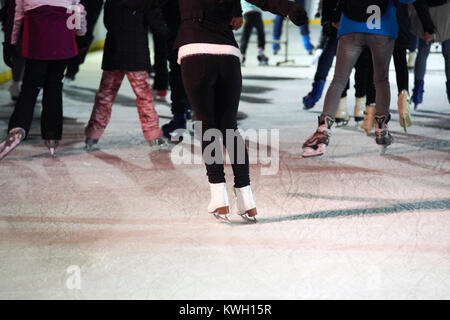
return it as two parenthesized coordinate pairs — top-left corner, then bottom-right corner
(303, 79), (325, 110)
(257, 53), (269, 66)
(234, 185), (257, 223)
(44, 140), (59, 157)
(162, 113), (187, 142)
(360, 104), (376, 135)
(148, 137), (169, 151)
(208, 183), (230, 222)
(302, 115), (334, 158)
(335, 97), (349, 127)
(84, 137), (99, 151)
(354, 96), (366, 123)
(0, 128), (26, 161)
(155, 90), (168, 102)
(398, 90), (412, 133)
(412, 80), (424, 110)
(375, 114), (393, 155)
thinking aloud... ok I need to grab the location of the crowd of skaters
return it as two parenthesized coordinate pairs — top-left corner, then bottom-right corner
(0, 0), (449, 221)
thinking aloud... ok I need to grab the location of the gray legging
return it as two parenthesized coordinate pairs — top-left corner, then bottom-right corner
(322, 33), (396, 118)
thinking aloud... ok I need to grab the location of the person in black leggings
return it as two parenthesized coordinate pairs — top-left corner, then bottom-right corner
(175, 0), (308, 221)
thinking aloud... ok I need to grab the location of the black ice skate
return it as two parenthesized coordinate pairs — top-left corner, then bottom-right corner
(257, 54), (269, 66)
(302, 115), (334, 158)
(84, 137), (99, 151)
(0, 128), (26, 161)
(374, 114), (393, 155)
(44, 140), (59, 157)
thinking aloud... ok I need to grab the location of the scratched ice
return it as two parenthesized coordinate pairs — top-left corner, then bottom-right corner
(0, 25), (449, 299)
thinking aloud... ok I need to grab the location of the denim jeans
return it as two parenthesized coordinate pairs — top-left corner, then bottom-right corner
(322, 33), (395, 118)
(314, 34), (338, 81)
(273, 0), (309, 38)
(414, 38), (450, 83)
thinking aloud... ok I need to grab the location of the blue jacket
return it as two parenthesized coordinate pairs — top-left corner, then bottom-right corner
(337, 0), (416, 39)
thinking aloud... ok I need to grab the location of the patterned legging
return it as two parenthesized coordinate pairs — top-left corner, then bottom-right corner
(85, 70), (162, 141)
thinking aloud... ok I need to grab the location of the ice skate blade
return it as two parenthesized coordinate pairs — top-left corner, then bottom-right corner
(212, 213), (231, 223)
(238, 211), (258, 224)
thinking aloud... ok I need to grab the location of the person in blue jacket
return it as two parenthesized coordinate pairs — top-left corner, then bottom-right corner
(302, 0), (416, 158)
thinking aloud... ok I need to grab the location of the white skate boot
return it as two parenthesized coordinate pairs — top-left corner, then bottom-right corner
(302, 115), (334, 158)
(398, 90), (412, 133)
(335, 97), (350, 127)
(0, 128), (26, 161)
(234, 185), (257, 223)
(360, 103), (376, 135)
(354, 96), (366, 123)
(208, 183), (230, 222)
(407, 51), (417, 70)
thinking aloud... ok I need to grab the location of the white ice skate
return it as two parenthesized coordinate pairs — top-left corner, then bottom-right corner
(44, 140), (59, 157)
(0, 128), (26, 161)
(302, 115), (334, 158)
(354, 96), (366, 124)
(360, 103), (376, 135)
(208, 183), (230, 222)
(398, 90), (412, 134)
(234, 186), (257, 223)
(335, 97), (350, 127)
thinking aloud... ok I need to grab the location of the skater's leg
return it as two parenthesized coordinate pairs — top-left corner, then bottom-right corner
(314, 35), (338, 81)
(393, 46), (409, 94)
(41, 60), (68, 141)
(442, 39), (450, 86)
(272, 15), (284, 53)
(240, 12), (254, 57)
(8, 59), (47, 135)
(168, 48), (190, 116)
(414, 38), (431, 82)
(126, 71), (163, 141)
(215, 55), (250, 189)
(354, 48), (372, 98)
(85, 70), (125, 140)
(181, 55), (226, 184)
(254, 12), (266, 51)
(366, 35), (395, 117)
(322, 34), (364, 119)
(152, 33), (169, 94)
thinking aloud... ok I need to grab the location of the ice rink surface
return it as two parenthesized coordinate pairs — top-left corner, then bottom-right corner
(0, 25), (449, 299)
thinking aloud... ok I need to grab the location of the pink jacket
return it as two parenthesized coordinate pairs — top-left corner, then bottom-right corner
(12, 0), (87, 60)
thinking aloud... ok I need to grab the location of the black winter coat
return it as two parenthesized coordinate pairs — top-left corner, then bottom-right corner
(174, 0), (296, 49)
(102, 0), (167, 71)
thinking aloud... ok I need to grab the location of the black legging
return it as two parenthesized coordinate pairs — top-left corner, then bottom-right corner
(240, 11), (266, 55)
(393, 46), (409, 94)
(180, 54), (250, 188)
(340, 48), (375, 104)
(9, 59), (68, 140)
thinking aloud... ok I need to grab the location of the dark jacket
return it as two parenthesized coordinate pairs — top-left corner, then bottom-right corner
(102, 0), (167, 71)
(174, 0), (295, 49)
(1, 0), (15, 44)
